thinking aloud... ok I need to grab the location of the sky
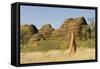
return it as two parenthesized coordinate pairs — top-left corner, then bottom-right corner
(20, 5), (95, 29)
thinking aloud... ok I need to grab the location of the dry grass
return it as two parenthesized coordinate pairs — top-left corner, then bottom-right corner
(20, 48), (95, 64)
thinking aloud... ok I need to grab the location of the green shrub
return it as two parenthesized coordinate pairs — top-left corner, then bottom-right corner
(77, 39), (95, 48)
(20, 40), (69, 52)
(20, 38), (95, 52)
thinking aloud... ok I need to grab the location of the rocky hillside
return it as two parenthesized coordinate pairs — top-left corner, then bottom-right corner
(20, 16), (93, 47)
(52, 16), (91, 40)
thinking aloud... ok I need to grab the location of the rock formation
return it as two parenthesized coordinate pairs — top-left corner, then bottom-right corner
(20, 16), (92, 50)
(39, 24), (55, 38)
(52, 16), (91, 40)
(20, 24), (38, 44)
(29, 33), (45, 42)
(51, 18), (73, 40)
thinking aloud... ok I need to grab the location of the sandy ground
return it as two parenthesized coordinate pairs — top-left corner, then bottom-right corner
(20, 48), (95, 64)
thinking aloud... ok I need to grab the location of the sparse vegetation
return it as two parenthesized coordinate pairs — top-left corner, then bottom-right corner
(21, 40), (68, 52)
(20, 38), (95, 52)
(20, 16), (96, 64)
